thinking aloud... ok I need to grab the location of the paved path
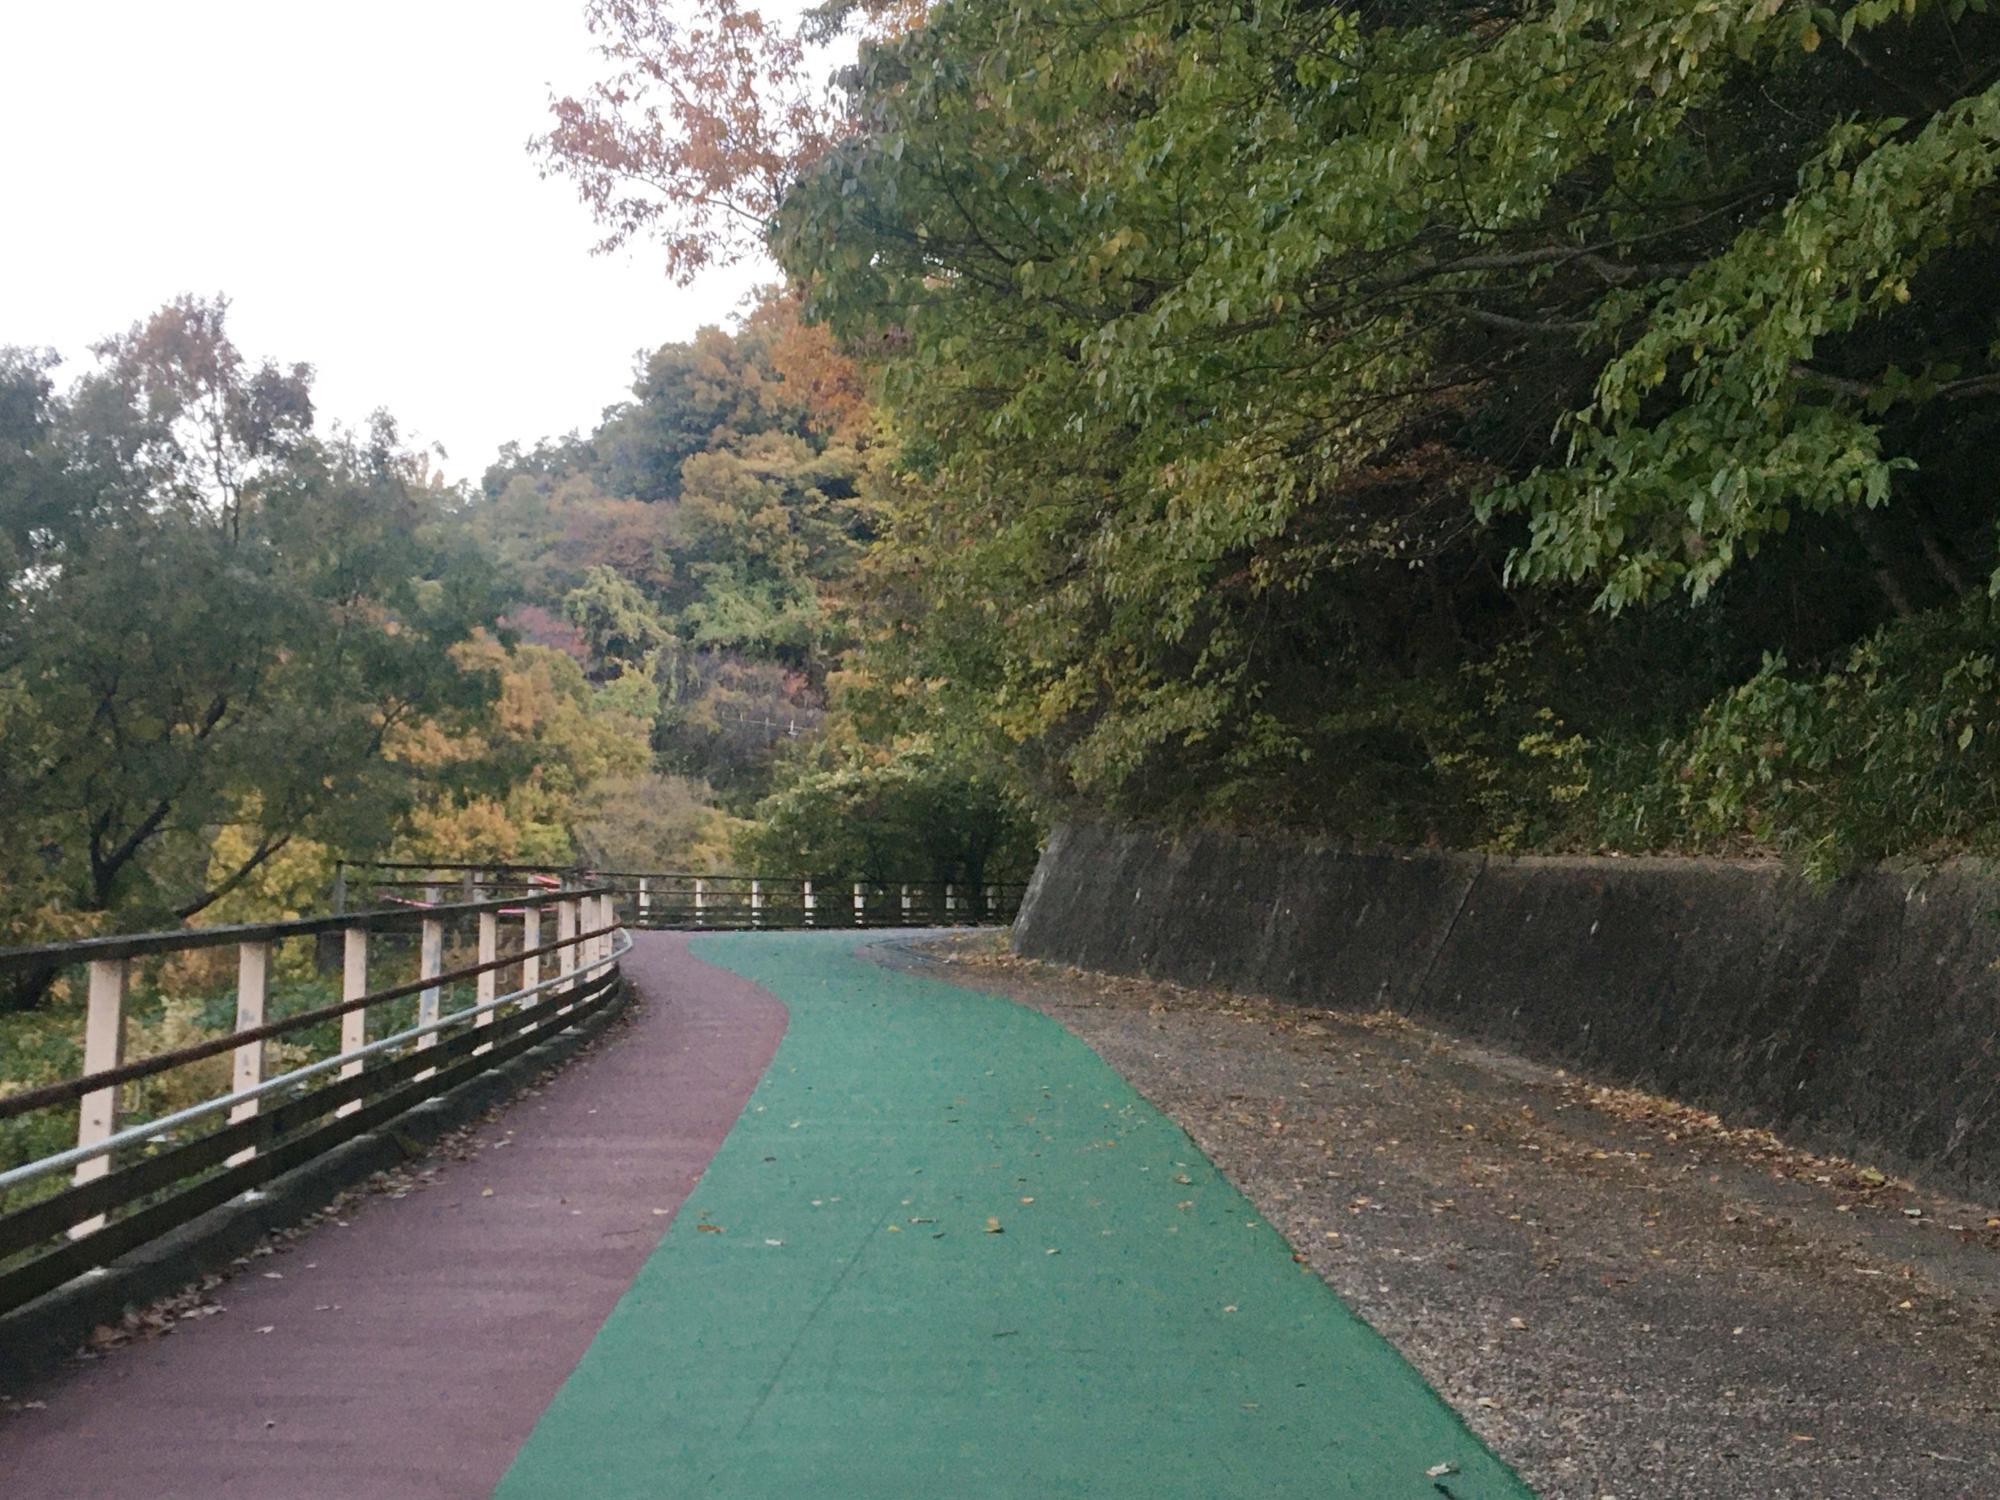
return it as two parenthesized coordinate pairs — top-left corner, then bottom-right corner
(500, 934), (1527, 1497)
(0, 935), (786, 1498)
(2, 932), (1528, 1497)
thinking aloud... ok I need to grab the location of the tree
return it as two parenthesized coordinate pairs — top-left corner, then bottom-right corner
(736, 739), (1038, 889)
(470, 295), (877, 815)
(531, 0), (848, 281)
(758, 0), (2000, 831)
(573, 771), (724, 870)
(391, 637), (656, 866)
(563, 565), (674, 683)
(0, 298), (502, 976)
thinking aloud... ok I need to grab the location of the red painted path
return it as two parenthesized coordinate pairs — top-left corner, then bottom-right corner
(0, 933), (786, 1500)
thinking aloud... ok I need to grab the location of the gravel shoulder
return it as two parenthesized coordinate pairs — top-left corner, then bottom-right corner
(884, 933), (2000, 1500)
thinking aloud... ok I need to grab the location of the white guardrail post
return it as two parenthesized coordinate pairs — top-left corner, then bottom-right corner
(338, 928), (368, 1118)
(227, 939), (270, 1164)
(417, 890), (444, 1080)
(71, 956), (129, 1236)
(522, 903), (541, 1003)
(475, 908), (498, 1054)
(556, 896), (578, 1010)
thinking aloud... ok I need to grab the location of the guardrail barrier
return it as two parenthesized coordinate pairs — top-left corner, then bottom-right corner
(0, 886), (628, 1317)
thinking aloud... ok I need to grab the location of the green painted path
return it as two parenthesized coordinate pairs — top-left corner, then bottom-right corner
(497, 933), (1533, 1498)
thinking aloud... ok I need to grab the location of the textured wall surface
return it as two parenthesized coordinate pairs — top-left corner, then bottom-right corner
(1015, 824), (2000, 1197)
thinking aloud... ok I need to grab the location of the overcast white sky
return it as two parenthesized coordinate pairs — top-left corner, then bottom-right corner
(0, 1), (775, 481)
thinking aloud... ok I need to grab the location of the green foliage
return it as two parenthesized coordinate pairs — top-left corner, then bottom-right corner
(564, 565), (674, 683)
(0, 298), (503, 958)
(735, 739), (1039, 886)
(473, 304), (871, 810)
(573, 771), (730, 871)
(470, 295), (1016, 869)
(751, 0), (2000, 867)
(392, 638), (657, 867)
(1610, 599), (2000, 878)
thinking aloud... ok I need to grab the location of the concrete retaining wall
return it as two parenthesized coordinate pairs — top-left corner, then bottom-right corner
(1014, 823), (2000, 1197)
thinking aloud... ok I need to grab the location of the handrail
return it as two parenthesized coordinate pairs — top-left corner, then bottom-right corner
(336, 859), (1030, 886)
(0, 923), (622, 1121)
(0, 885), (632, 1316)
(0, 885), (615, 975)
(0, 930), (633, 1195)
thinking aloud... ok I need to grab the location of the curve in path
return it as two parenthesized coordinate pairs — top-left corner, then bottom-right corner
(0, 933), (786, 1500)
(498, 932), (1531, 1499)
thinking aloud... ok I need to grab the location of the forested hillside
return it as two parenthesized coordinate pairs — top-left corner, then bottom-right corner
(9, 0), (1996, 965)
(0, 293), (1036, 973)
(539, 0), (2000, 880)
(468, 291), (1038, 888)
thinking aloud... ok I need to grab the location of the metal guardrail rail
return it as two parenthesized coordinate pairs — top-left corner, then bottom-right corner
(0, 887), (628, 1317)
